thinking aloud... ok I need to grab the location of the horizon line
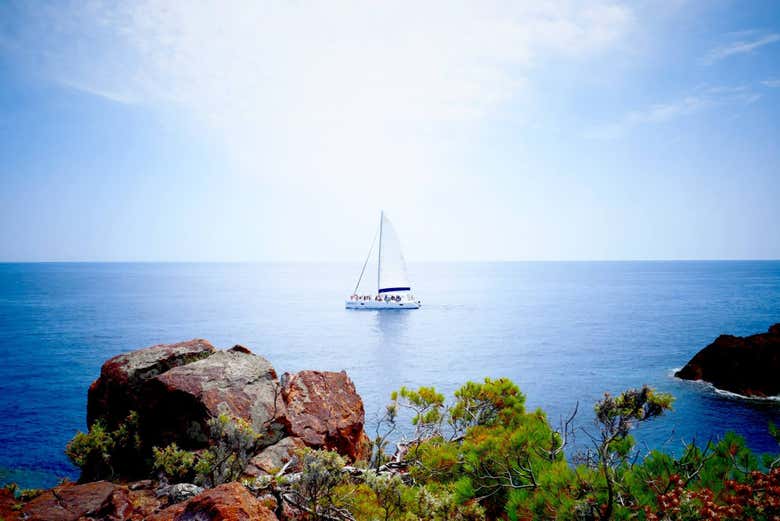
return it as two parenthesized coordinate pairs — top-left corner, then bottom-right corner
(1, 258), (779, 264)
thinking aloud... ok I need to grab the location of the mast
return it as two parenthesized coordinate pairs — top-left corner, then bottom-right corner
(377, 210), (383, 293)
(353, 227), (378, 295)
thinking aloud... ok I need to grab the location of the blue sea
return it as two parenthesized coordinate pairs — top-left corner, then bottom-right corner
(1, 261), (779, 489)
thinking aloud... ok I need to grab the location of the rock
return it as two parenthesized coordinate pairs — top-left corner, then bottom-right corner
(21, 480), (165, 521)
(675, 324), (780, 397)
(144, 349), (286, 449)
(246, 436), (306, 476)
(23, 481), (127, 521)
(169, 483), (204, 503)
(0, 487), (20, 521)
(148, 482), (278, 521)
(88, 339), (216, 429)
(281, 370), (371, 461)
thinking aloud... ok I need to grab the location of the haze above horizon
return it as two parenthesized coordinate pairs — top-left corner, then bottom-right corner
(1, 1), (779, 262)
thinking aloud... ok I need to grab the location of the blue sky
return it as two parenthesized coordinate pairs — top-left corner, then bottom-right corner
(1, 1), (779, 261)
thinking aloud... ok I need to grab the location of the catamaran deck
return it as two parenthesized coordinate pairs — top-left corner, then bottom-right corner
(345, 298), (421, 309)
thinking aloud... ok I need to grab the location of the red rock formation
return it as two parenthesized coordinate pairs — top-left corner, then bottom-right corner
(281, 370), (371, 461)
(675, 324), (780, 397)
(148, 482), (278, 521)
(0, 487), (20, 521)
(88, 339), (216, 428)
(81, 340), (370, 481)
(21, 480), (159, 521)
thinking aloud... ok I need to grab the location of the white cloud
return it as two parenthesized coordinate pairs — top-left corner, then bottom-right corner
(3, 1), (636, 200)
(1, 0), (638, 260)
(6, 1), (634, 126)
(703, 32), (780, 64)
(585, 86), (760, 140)
(762, 79), (780, 88)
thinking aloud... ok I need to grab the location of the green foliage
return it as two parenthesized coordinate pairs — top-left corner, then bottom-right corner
(290, 449), (350, 520)
(59, 377), (780, 521)
(364, 470), (407, 521)
(587, 386), (674, 520)
(450, 377), (526, 433)
(65, 411), (142, 481)
(393, 386), (445, 439)
(194, 414), (263, 487)
(152, 443), (196, 483)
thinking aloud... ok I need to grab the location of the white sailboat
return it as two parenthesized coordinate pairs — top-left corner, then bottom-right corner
(346, 211), (421, 310)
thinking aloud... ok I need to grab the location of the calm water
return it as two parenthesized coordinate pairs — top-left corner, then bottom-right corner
(1, 261), (779, 489)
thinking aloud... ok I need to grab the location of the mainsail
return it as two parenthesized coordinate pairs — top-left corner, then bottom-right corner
(352, 212), (412, 295)
(377, 212), (411, 293)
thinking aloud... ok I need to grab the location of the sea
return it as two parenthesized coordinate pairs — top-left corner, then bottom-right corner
(1, 261), (779, 489)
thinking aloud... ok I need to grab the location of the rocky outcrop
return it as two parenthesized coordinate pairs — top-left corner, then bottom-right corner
(0, 487), (20, 521)
(88, 339), (216, 428)
(281, 370), (371, 461)
(148, 482), (278, 521)
(675, 324), (780, 397)
(21, 480), (163, 521)
(84, 340), (370, 480)
(144, 347), (286, 449)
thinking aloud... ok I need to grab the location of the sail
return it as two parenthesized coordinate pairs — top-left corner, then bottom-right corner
(378, 213), (412, 293)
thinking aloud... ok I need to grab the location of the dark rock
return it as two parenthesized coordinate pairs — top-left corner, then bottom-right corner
(148, 482), (278, 521)
(88, 339), (216, 429)
(229, 344), (253, 354)
(675, 324), (780, 397)
(281, 370), (371, 461)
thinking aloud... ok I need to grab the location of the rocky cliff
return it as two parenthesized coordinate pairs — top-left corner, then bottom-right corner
(675, 324), (780, 397)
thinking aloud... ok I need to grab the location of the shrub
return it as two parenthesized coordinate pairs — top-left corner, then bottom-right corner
(152, 443), (196, 483)
(65, 411), (142, 481)
(290, 449), (350, 520)
(194, 414), (263, 487)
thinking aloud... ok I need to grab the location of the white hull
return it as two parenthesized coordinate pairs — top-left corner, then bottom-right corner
(345, 299), (421, 310)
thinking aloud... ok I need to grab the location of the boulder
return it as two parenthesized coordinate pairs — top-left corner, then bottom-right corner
(246, 436), (306, 476)
(675, 324), (780, 397)
(19, 480), (162, 521)
(144, 348), (286, 449)
(281, 370), (371, 461)
(88, 339), (216, 428)
(148, 482), (278, 521)
(0, 487), (20, 521)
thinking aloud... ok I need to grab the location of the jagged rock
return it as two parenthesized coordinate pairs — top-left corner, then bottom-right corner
(169, 483), (204, 503)
(88, 339), (216, 428)
(21, 480), (146, 521)
(281, 370), (371, 461)
(675, 324), (780, 397)
(144, 349), (286, 449)
(0, 487), (20, 521)
(246, 436), (306, 476)
(20, 480), (165, 521)
(148, 482), (278, 521)
(80, 340), (370, 482)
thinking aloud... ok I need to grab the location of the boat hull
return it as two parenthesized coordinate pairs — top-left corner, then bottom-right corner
(345, 299), (421, 310)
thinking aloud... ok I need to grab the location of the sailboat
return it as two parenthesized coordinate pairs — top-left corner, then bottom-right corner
(346, 211), (421, 310)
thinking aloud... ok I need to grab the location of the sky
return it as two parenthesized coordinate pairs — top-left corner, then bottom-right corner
(0, 0), (779, 262)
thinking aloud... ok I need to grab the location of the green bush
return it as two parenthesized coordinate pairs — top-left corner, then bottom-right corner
(65, 411), (142, 481)
(152, 443), (196, 483)
(194, 414), (264, 487)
